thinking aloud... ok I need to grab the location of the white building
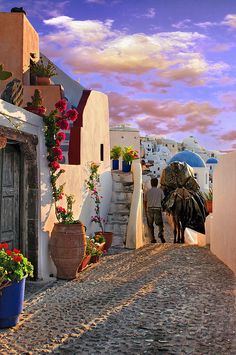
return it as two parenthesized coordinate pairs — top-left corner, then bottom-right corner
(110, 124), (140, 157)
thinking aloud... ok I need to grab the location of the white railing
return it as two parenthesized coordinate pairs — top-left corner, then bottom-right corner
(126, 160), (144, 249)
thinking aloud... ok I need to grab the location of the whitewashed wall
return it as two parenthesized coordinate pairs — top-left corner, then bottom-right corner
(209, 151), (236, 276)
(0, 94), (112, 279)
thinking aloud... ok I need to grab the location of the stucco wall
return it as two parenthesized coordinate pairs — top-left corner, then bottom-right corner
(0, 12), (39, 93)
(0, 93), (112, 279)
(210, 151), (236, 276)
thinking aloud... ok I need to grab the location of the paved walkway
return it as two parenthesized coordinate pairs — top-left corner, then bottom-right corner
(0, 237), (235, 354)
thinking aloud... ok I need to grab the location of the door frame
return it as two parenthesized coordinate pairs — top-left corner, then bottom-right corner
(0, 126), (39, 278)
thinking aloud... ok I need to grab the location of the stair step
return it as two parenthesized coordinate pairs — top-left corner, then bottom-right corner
(107, 214), (129, 224)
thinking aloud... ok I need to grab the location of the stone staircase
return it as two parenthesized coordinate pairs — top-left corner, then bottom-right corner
(105, 171), (134, 247)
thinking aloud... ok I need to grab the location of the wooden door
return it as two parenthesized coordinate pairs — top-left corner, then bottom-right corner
(0, 144), (20, 248)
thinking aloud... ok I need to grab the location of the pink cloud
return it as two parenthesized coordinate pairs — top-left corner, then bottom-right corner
(108, 92), (221, 136)
(220, 131), (236, 141)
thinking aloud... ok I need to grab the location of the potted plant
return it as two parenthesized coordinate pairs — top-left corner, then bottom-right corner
(110, 145), (122, 170)
(0, 243), (33, 328)
(89, 242), (104, 264)
(90, 233), (106, 251)
(43, 99), (86, 280)
(30, 57), (57, 85)
(204, 188), (213, 213)
(77, 238), (92, 272)
(122, 146), (139, 172)
(86, 162), (113, 250)
(24, 89), (46, 116)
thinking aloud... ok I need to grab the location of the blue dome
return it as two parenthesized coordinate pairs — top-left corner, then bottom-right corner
(169, 150), (206, 168)
(206, 157), (218, 164)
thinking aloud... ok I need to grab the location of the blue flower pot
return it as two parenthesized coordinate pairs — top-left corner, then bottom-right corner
(0, 278), (26, 328)
(122, 161), (131, 172)
(112, 160), (119, 170)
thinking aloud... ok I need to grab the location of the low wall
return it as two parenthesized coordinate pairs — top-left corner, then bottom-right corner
(126, 160), (144, 249)
(210, 151), (236, 276)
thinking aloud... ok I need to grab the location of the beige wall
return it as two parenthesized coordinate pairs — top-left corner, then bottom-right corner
(0, 12), (39, 93)
(210, 151), (236, 276)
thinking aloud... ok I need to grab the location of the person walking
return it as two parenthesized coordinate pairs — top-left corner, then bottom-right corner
(144, 177), (166, 243)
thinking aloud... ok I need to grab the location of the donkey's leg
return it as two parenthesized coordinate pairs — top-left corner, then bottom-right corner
(181, 225), (185, 243)
(177, 220), (181, 243)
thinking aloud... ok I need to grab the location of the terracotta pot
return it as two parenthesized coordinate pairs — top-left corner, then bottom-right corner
(77, 254), (91, 272)
(96, 231), (113, 251)
(206, 200), (212, 213)
(49, 223), (86, 280)
(36, 76), (51, 85)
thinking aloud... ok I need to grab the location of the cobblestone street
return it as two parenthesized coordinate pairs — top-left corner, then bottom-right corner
(0, 235), (235, 354)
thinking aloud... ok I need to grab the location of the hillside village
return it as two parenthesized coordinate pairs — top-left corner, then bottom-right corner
(0, 7), (235, 354)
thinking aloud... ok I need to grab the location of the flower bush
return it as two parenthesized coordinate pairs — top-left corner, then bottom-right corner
(85, 238), (103, 257)
(90, 234), (106, 245)
(0, 243), (33, 291)
(122, 146), (139, 163)
(86, 162), (105, 233)
(43, 99), (81, 224)
(110, 145), (122, 160)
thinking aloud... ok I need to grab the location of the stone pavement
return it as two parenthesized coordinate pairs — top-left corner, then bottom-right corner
(0, 230), (235, 354)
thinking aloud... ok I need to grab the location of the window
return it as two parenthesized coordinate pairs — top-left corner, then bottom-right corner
(100, 144), (104, 161)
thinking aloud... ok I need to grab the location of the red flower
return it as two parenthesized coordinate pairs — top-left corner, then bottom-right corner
(0, 242), (9, 249)
(55, 139), (61, 147)
(56, 206), (66, 214)
(13, 248), (21, 254)
(56, 132), (66, 141)
(6, 250), (13, 256)
(49, 161), (60, 171)
(52, 147), (63, 157)
(55, 99), (67, 113)
(65, 109), (78, 122)
(56, 119), (70, 130)
(13, 255), (22, 263)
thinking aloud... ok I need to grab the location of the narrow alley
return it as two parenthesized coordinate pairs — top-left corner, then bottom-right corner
(0, 230), (235, 354)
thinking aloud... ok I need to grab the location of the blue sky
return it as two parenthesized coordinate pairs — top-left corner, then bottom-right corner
(1, 0), (236, 151)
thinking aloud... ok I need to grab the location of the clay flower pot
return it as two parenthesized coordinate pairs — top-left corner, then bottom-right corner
(77, 254), (91, 272)
(36, 76), (51, 85)
(49, 223), (86, 280)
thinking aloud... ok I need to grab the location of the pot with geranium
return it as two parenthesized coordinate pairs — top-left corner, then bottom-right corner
(86, 162), (113, 251)
(30, 57), (57, 85)
(43, 99), (86, 280)
(110, 145), (122, 170)
(0, 243), (33, 328)
(89, 240), (104, 264)
(122, 146), (139, 172)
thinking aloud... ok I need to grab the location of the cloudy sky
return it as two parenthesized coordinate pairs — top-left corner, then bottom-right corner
(1, 0), (236, 151)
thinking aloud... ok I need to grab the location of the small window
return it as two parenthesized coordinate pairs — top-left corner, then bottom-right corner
(100, 144), (104, 161)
